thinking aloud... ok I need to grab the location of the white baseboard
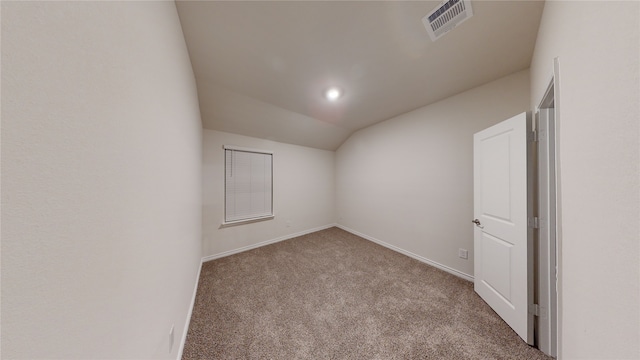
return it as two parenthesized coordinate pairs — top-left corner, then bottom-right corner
(176, 258), (203, 360)
(336, 224), (474, 282)
(201, 224), (337, 263)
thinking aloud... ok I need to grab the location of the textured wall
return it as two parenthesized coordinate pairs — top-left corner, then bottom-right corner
(202, 129), (336, 258)
(335, 70), (530, 278)
(530, 1), (640, 358)
(1, 2), (202, 359)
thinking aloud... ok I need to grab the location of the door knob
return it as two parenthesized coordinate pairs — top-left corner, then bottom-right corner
(472, 219), (483, 228)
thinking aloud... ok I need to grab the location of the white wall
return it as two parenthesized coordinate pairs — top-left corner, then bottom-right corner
(336, 70), (530, 278)
(202, 129), (335, 258)
(1, 2), (202, 359)
(530, 1), (640, 358)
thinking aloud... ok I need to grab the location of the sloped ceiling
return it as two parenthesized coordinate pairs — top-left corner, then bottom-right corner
(176, 1), (544, 150)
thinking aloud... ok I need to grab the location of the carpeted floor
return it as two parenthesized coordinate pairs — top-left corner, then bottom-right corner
(182, 227), (552, 359)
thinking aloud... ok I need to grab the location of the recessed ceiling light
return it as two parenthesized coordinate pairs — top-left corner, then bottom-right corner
(325, 87), (342, 101)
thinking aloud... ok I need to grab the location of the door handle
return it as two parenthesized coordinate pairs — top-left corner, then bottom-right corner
(472, 219), (484, 228)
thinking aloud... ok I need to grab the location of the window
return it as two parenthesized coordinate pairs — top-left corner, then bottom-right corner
(224, 145), (273, 225)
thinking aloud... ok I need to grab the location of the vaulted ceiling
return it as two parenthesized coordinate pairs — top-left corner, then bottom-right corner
(176, 1), (545, 150)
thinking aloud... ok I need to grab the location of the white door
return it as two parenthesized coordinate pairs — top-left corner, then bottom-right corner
(473, 112), (533, 344)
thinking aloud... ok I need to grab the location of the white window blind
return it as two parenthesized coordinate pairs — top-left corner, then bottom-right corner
(225, 147), (273, 223)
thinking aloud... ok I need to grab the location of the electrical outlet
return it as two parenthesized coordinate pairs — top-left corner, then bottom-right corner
(458, 248), (468, 260)
(169, 324), (175, 353)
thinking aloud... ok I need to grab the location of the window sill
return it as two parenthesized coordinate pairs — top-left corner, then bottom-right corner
(220, 215), (275, 228)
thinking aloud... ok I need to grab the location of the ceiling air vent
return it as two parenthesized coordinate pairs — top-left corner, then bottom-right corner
(422, 0), (473, 41)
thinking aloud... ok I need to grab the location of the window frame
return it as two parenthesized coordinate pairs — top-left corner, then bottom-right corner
(221, 145), (274, 227)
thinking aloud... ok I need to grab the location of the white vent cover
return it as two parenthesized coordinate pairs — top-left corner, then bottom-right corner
(422, 0), (474, 41)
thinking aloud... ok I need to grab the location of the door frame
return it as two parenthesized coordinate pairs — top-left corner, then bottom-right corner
(534, 58), (561, 357)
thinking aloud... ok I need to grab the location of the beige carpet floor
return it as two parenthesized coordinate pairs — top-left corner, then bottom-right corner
(182, 227), (552, 359)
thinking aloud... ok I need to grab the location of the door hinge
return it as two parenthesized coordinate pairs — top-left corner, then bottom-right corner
(529, 304), (548, 318)
(530, 304), (540, 316)
(538, 129), (547, 141)
(529, 130), (538, 142)
(528, 217), (539, 229)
